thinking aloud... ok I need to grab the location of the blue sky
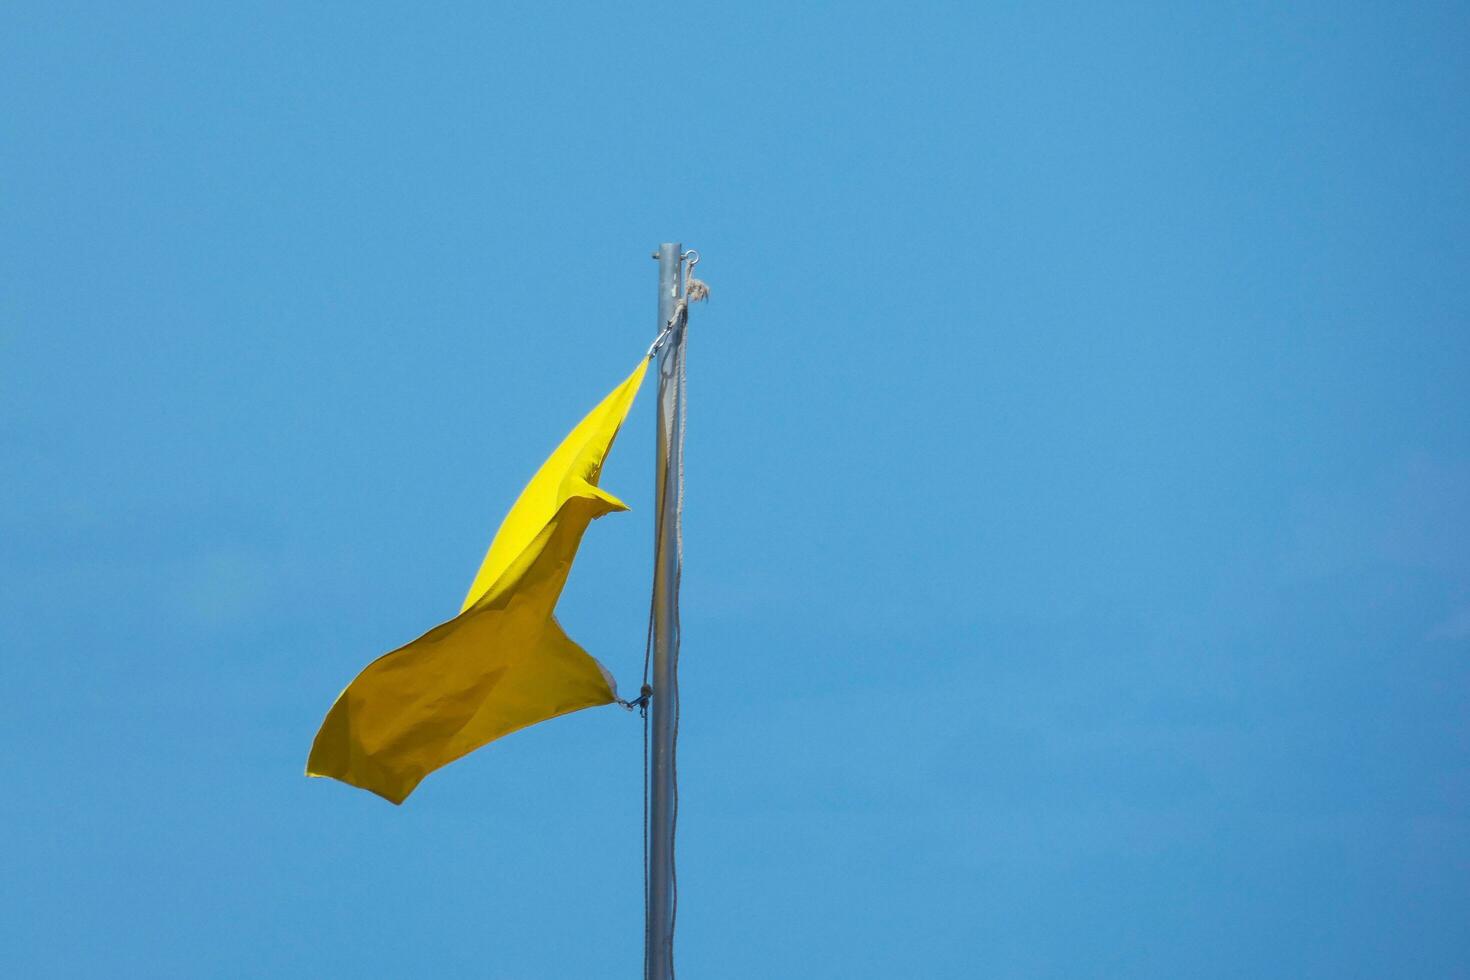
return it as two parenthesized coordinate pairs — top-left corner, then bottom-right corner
(3, 3), (1468, 977)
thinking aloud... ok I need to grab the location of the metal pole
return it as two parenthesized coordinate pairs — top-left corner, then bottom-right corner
(647, 242), (682, 980)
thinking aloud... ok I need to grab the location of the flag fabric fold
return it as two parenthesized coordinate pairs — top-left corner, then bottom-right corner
(307, 359), (648, 804)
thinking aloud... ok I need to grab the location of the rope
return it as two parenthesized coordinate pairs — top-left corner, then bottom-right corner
(641, 312), (676, 980)
(641, 678), (651, 979)
(667, 314), (686, 977)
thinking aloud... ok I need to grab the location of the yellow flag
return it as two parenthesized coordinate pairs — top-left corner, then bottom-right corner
(307, 360), (648, 804)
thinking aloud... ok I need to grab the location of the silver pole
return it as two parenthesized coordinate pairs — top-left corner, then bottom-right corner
(647, 242), (682, 980)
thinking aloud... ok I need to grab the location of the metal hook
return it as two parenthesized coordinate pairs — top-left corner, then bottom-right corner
(680, 249), (707, 303)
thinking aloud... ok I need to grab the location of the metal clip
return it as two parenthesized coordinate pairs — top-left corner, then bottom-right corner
(620, 683), (653, 716)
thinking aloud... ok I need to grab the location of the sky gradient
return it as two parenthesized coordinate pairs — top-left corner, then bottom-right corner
(4, 3), (1468, 977)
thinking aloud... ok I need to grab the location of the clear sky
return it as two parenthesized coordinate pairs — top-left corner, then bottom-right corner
(4, 3), (1468, 977)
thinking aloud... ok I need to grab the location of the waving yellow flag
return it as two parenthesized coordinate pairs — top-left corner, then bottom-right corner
(307, 360), (648, 804)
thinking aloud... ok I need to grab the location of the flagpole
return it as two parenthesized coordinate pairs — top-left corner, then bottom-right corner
(647, 242), (682, 980)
